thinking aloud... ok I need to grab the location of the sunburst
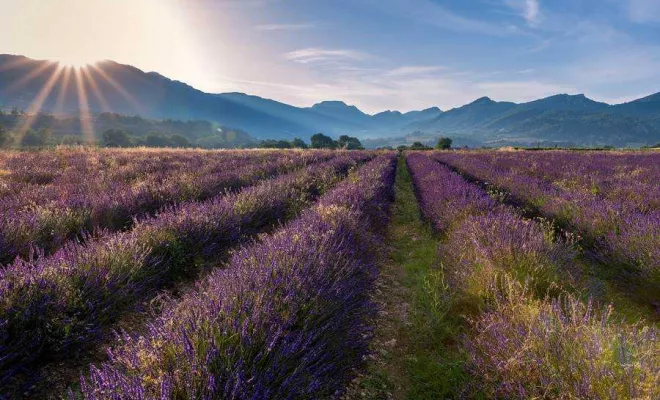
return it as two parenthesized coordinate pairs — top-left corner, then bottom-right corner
(4, 57), (141, 146)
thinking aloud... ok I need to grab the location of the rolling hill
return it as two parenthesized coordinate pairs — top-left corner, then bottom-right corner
(0, 55), (438, 140)
(410, 93), (660, 146)
(1, 54), (659, 146)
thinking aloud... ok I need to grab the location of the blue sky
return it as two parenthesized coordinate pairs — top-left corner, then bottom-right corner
(2, 0), (660, 113)
(203, 0), (660, 112)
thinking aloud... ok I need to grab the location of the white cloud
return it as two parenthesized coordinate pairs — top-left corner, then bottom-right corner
(385, 65), (446, 77)
(255, 23), (316, 31)
(628, 0), (660, 23)
(283, 48), (369, 64)
(524, 0), (540, 24)
(227, 55), (578, 113)
(504, 0), (540, 25)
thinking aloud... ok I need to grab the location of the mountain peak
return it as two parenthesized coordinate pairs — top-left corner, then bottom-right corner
(312, 100), (351, 108)
(421, 106), (442, 113)
(374, 110), (403, 116)
(470, 96), (495, 105)
(522, 93), (609, 112)
(550, 93), (587, 100)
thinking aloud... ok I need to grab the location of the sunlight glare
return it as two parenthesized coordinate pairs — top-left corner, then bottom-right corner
(54, 55), (99, 69)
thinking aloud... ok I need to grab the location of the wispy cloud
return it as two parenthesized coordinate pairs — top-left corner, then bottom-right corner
(240, 52), (576, 113)
(255, 23), (316, 31)
(284, 48), (369, 64)
(504, 0), (541, 25)
(385, 65), (445, 77)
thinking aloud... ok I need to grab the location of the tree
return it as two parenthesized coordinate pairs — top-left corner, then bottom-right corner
(145, 132), (170, 147)
(60, 135), (85, 146)
(310, 133), (336, 149)
(291, 138), (308, 149)
(337, 135), (364, 150)
(436, 137), (452, 150)
(410, 141), (432, 150)
(0, 126), (9, 147)
(102, 128), (133, 147)
(261, 139), (292, 149)
(20, 129), (47, 147)
(169, 134), (191, 148)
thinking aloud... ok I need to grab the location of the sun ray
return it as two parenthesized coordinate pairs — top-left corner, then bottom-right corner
(14, 66), (65, 143)
(82, 67), (112, 113)
(89, 64), (145, 114)
(74, 67), (96, 143)
(54, 67), (74, 115)
(1, 61), (57, 95)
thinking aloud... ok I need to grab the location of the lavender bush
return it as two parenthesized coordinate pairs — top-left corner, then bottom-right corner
(0, 149), (332, 264)
(0, 152), (370, 388)
(406, 152), (575, 298)
(406, 152), (498, 232)
(434, 151), (660, 283)
(407, 152), (658, 398)
(76, 154), (396, 399)
(466, 281), (660, 399)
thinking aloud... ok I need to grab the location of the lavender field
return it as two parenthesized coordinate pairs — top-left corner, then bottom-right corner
(0, 148), (658, 399)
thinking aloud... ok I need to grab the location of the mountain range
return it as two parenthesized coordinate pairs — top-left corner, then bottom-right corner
(1, 54), (659, 147)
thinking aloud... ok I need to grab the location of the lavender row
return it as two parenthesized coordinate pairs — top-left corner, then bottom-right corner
(1, 148), (233, 198)
(465, 283), (659, 399)
(460, 150), (660, 212)
(406, 152), (659, 399)
(77, 154), (397, 399)
(0, 153), (370, 388)
(434, 152), (660, 283)
(0, 150), (329, 265)
(407, 153), (573, 296)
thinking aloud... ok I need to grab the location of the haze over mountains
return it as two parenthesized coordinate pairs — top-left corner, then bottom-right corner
(1, 54), (659, 147)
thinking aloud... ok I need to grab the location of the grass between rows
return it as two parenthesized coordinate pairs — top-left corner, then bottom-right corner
(352, 156), (465, 399)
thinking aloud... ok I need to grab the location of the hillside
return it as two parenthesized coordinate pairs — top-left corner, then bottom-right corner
(0, 111), (256, 148)
(411, 93), (660, 146)
(0, 55), (437, 139)
(1, 54), (659, 146)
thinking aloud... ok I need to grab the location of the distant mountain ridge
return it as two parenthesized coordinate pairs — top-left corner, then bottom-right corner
(1, 54), (659, 146)
(411, 93), (660, 146)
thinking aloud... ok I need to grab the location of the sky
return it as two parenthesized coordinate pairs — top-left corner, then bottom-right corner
(1, 0), (659, 114)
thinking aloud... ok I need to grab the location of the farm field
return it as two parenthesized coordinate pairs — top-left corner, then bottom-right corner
(0, 148), (658, 399)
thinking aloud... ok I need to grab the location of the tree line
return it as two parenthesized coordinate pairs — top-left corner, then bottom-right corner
(392, 137), (452, 151)
(258, 134), (364, 150)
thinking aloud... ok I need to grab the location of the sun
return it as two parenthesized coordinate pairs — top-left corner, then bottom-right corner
(53, 55), (100, 69)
